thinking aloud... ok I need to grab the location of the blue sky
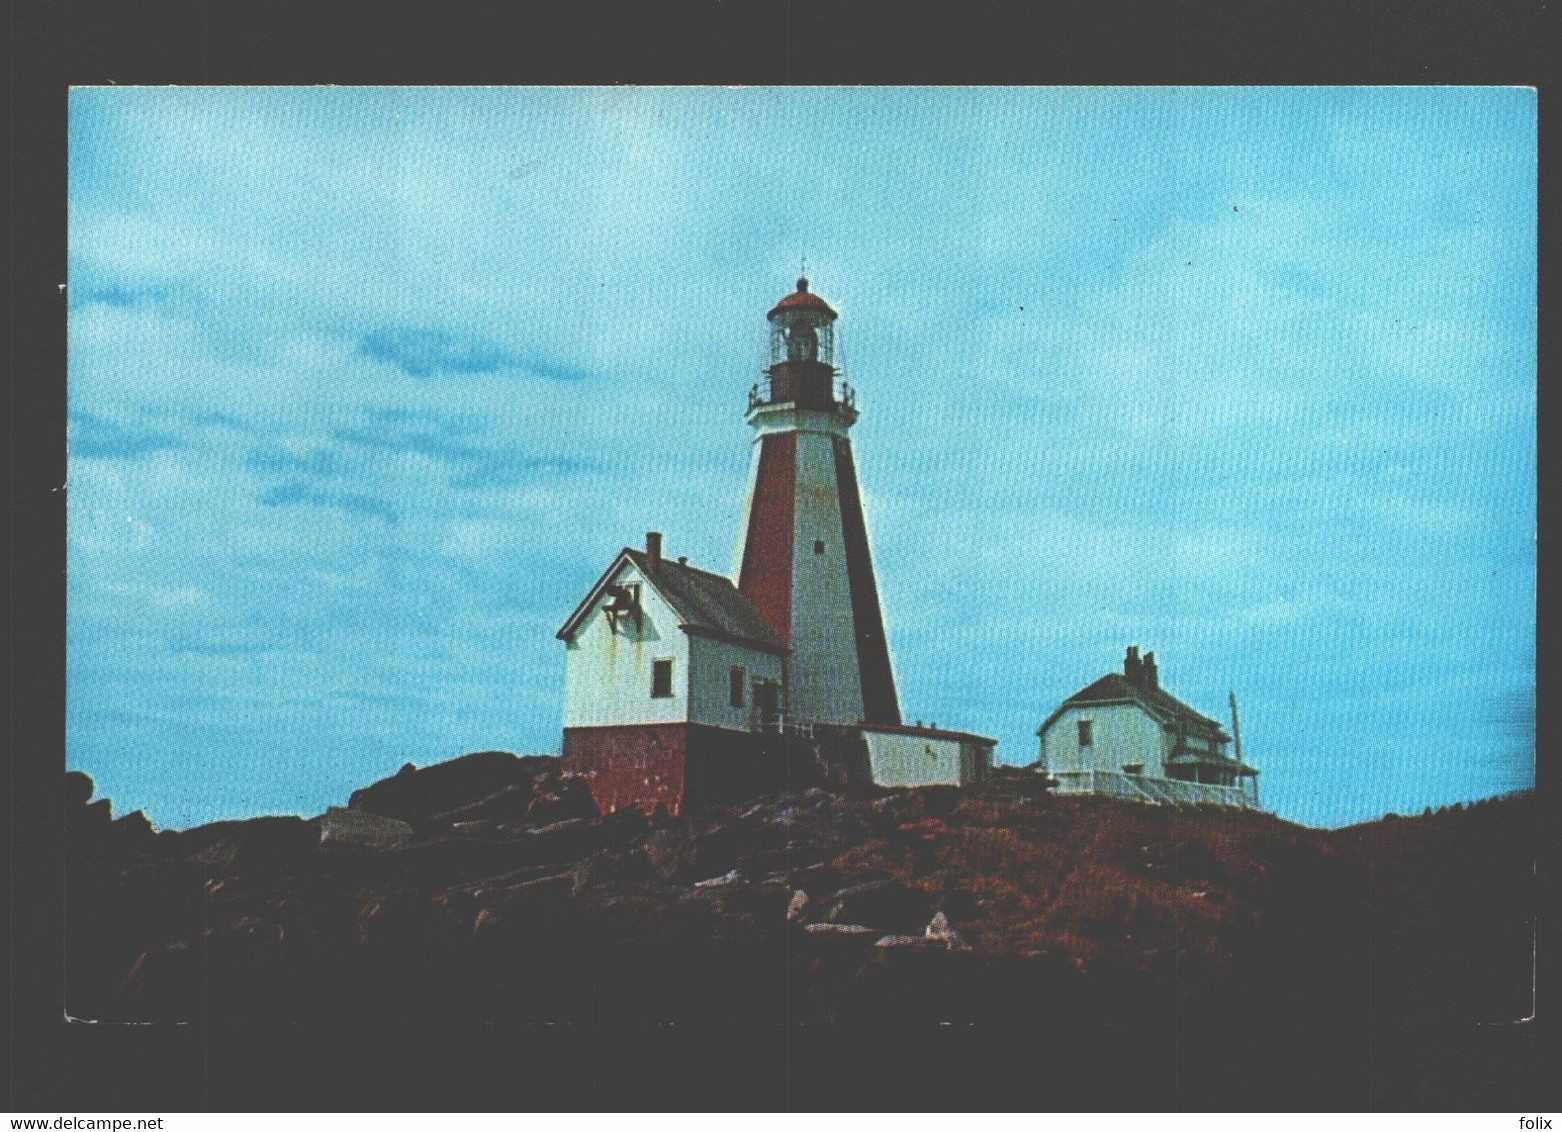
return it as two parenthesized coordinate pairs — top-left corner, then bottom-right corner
(67, 87), (1535, 829)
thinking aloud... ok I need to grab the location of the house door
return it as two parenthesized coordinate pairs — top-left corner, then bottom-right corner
(752, 680), (780, 732)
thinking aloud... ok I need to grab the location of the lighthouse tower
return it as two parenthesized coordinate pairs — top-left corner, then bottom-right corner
(735, 279), (901, 729)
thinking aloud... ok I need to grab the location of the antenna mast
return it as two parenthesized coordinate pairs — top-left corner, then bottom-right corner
(1229, 691), (1250, 805)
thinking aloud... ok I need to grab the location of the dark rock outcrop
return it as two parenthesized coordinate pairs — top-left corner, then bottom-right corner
(825, 879), (932, 934)
(176, 816), (320, 879)
(60, 760), (1536, 1036)
(65, 771), (115, 856)
(66, 770), (95, 810)
(938, 886), (981, 923)
(350, 752), (566, 829)
(522, 774), (596, 825)
(321, 806), (414, 851)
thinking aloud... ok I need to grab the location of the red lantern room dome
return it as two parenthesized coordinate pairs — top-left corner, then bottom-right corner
(767, 277), (838, 321)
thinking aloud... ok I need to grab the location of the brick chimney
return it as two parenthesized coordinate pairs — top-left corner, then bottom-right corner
(1142, 651), (1158, 689)
(646, 531), (662, 562)
(1125, 645), (1142, 682)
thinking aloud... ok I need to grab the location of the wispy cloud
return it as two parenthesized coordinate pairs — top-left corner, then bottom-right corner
(329, 408), (596, 489)
(69, 411), (184, 460)
(447, 452), (593, 490)
(69, 282), (177, 310)
(245, 443), (352, 479)
(329, 409), (485, 460)
(358, 324), (590, 382)
(259, 481), (399, 524)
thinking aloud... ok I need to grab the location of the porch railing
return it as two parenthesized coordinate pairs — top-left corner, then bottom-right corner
(1051, 771), (1259, 810)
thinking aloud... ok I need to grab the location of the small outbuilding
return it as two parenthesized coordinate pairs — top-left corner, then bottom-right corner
(857, 723), (996, 789)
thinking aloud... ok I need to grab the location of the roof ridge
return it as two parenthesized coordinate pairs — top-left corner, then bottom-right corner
(1063, 671), (1225, 730)
(646, 556), (732, 582)
(625, 547), (729, 579)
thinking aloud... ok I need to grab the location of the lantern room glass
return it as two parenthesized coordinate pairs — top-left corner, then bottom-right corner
(767, 310), (835, 368)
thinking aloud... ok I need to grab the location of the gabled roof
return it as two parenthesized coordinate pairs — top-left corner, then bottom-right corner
(557, 548), (786, 654)
(1037, 672), (1230, 741)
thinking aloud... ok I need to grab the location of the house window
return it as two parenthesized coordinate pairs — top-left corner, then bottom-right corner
(1077, 720), (1093, 747)
(651, 658), (674, 698)
(729, 666), (746, 707)
(813, 540), (825, 555)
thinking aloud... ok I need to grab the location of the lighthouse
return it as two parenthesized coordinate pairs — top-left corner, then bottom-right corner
(735, 278), (901, 729)
(558, 275), (993, 817)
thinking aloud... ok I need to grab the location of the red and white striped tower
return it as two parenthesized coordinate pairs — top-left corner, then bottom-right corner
(734, 278), (901, 728)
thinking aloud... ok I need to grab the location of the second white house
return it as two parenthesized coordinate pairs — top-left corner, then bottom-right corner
(1037, 647), (1259, 808)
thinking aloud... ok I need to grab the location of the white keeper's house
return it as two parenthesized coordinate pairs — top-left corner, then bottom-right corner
(1037, 647), (1259, 808)
(556, 534), (787, 817)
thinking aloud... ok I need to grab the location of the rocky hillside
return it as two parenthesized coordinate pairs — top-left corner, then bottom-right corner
(63, 754), (1535, 1029)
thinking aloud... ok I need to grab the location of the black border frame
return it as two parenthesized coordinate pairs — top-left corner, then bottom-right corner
(11, 0), (1556, 1111)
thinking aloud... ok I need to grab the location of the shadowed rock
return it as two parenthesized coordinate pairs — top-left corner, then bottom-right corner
(350, 752), (564, 829)
(825, 879), (932, 935)
(321, 806), (414, 851)
(175, 816), (320, 879)
(66, 770), (95, 809)
(522, 774), (596, 824)
(112, 810), (158, 853)
(59, 761), (1536, 1035)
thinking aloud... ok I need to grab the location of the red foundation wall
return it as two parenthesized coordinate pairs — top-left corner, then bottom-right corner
(562, 724), (781, 817)
(563, 724), (688, 816)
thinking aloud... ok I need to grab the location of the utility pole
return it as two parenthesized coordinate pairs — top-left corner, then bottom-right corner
(1230, 691), (1247, 806)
